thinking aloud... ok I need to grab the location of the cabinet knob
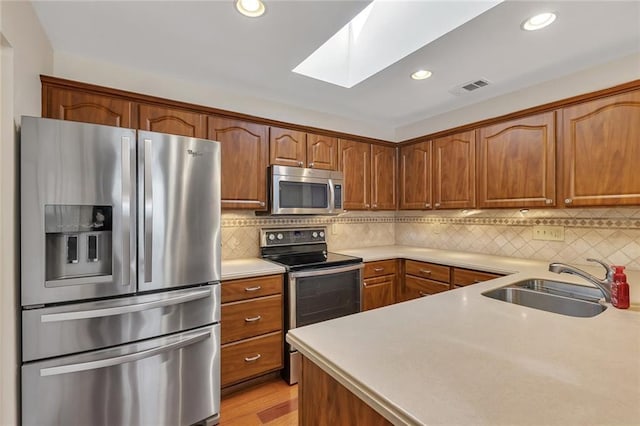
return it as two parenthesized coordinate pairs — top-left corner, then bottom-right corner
(373, 203), (378, 208)
(298, 161), (304, 167)
(259, 201), (265, 207)
(365, 203), (370, 208)
(545, 199), (553, 205)
(308, 162), (314, 168)
(564, 198), (573, 205)
(425, 203), (431, 208)
(435, 203), (441, 207)
(418, 291), (429, 297)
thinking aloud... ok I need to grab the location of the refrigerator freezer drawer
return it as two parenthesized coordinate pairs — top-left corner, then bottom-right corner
(22, 324), (220, 426)
(23, 284), (220, 361)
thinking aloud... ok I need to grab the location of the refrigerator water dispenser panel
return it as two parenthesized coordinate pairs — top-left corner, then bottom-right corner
(44, 205), (113, 282)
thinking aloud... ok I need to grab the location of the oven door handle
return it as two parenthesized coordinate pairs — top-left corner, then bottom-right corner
(288, 263), (363, 278)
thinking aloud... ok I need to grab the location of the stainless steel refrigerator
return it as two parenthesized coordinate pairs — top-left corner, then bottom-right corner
(20, 116), (221, 426)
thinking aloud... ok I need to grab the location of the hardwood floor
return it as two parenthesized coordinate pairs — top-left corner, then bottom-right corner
(220, 377), (299, 425)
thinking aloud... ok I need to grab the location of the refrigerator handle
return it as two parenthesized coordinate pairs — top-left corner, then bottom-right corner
(39, 329), (211, 377)
(121, 136), (132, 287)
(39, 287), (213, 323)
(143, 138), (153, 283)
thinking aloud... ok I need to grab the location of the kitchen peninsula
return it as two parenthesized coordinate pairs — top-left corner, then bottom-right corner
(287, 246), (640, 425)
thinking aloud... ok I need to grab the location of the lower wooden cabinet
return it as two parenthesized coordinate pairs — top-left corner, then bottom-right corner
(221, 332), (283, 387)
(220, 274), (283, 387)
(452, 267), (503, 288)
(404, 275), (449, 298)
(362, 260), (397, 311)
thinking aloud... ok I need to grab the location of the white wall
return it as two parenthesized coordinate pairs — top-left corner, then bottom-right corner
(395, 53), (640, 140)
(53, 51), (396, 141)
(0, 1), (53, 424)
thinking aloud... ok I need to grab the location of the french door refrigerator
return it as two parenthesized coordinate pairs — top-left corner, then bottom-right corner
(20, 116), (221, 426)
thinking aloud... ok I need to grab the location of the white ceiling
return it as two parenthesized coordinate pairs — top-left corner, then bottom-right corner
(33, 0), (640, 138)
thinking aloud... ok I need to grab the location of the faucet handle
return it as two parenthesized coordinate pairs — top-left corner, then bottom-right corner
(586, 258), (614, 279)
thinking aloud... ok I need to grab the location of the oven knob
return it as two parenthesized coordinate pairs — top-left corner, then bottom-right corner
(319, 231), (325, 238)
(312, 232), (318, 238)
(268, 234), (275, 241)
(277, 233), (284, 240)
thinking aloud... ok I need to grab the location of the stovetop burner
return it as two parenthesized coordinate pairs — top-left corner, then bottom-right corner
(260, 227), (362, 271)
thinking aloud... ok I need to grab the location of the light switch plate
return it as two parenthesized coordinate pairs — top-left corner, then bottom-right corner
(532, 225), (565, 241)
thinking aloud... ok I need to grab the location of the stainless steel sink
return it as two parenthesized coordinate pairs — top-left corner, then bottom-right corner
(482, 279), (607, 318)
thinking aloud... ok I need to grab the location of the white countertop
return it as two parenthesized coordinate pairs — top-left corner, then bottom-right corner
(221, 258), (285, 281)
(287, 245), (640, 425)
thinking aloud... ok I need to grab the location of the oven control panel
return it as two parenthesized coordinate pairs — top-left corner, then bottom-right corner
(260, 227), (326, 247)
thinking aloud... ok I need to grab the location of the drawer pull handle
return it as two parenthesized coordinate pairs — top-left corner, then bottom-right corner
(473, 280), (481, 284)
(244, 315), (262, 323)
(418, 291), (429, 297)
(374, 267), (385, 272)
(419, 269), (432, 275)
(244, 286), (262, 292)
(244, 354), (261, 363)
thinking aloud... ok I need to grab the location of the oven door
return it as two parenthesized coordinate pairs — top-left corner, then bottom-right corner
(288, 263), (363, 329)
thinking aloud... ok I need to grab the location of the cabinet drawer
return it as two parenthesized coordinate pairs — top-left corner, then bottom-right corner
(221, 332), (283, 387)
(405, 275), (450, 299)
(405, 260), (450, 283)
(221, 294), (282, 344)
(221, 274), (282, 303)
(364, 260), (397, 278)
(452, 268), (503, 288)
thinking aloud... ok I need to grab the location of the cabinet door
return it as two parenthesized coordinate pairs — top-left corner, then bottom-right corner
(270, 127), (306, 167)
(138, 104), (206, 138)
(208, 117), (269, 210)
(433, 131), (476, 209)
(362, 275), (395, 311)
(338, 139), (371, 210)
(307, 133), (337, 170)
(477, 112), (556, 208)
(561, 90), (640, 206)
(44, 87), (134, 127)
(399, 141), (432, 209)
(371, 145), (397, 210)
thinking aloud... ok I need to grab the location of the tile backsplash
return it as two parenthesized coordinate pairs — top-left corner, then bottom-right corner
(221, 208), (640, 270)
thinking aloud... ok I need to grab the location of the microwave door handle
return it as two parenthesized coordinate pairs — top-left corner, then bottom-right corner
(289, 263), (363, 279)
(39, 330), (211, 377)
(329, 179), (336, 212)
(143, 138), (153, 283)
(39, 287), (212, 323)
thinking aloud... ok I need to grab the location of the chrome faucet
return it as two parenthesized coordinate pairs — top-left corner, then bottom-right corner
(548, 258), (614, 302)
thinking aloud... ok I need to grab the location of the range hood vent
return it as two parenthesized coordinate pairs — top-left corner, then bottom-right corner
(449, 78), (491, 96)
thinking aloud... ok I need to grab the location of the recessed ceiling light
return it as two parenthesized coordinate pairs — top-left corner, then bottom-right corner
(521, 12), (556, 31)
(411, 69), (432, 80)
(236, 0), (265, 18)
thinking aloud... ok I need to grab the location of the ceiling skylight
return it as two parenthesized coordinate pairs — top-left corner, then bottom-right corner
(292, 0), (503, 88)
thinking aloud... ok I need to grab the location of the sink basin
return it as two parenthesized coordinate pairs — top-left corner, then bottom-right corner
(482, 279), (606, 318)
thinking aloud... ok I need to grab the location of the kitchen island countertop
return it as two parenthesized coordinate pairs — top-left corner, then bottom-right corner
(288, 245), (640, 425)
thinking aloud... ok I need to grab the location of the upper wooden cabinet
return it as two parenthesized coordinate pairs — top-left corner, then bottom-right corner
(371, 145), (398, 210)
(43, 86), (134, 128)
(338, 140), (396, 210)
(477, 112), (556, 208)
(432, 131), (476, 209)
(270, 127), (337, 170)
(306, 133), (338, 170)
(561, 90), (640, 207)
(338, 139), (371, 210)
(208, 117), (269, 210)
(399, 141), (432, 209)
(138, 104), (206, 138)
(269, 127), (307, 167)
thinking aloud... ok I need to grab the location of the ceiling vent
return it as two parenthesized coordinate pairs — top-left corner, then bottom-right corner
(449, 78), (491, 96)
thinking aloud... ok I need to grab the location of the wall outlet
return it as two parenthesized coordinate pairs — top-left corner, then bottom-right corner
(532, 225), (565, 241)
(331, 223), (338, 235)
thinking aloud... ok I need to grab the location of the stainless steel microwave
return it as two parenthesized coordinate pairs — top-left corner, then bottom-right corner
(269, 165), (344, 215)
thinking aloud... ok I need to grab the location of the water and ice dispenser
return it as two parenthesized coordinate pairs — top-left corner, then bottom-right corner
(44, 205), (113, 283)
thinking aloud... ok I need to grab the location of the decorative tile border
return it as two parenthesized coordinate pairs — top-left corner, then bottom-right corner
(395, 216), (640, 229)
(221, 215), (396, 228)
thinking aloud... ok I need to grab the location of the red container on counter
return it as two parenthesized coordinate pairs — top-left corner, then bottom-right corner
(611, 266), (630, 309)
